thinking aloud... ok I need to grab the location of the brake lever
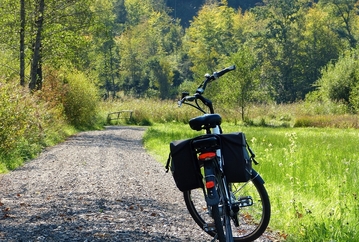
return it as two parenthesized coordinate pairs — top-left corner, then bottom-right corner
(178, 100), (183, 107)
(178, 95), (196, 107)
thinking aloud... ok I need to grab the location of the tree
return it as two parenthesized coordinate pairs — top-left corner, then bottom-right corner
(320, 0), (359, 48)
(87, 0), (121, 99)
(252, 0), (315, 102)
(300, 5), (342, 94)
(146, 58), (170, 99)
(118, 25), (150, 96)
(183, 1), (237, 77)
(213, 47), (262, 121)
(41, 0), (93, 69)
(20, 0), (25, 86)
(9, 0), (94, 90)
(29, 0), (45, 90)
(117, 0), (183, 98)
(0, 1), (20, 81)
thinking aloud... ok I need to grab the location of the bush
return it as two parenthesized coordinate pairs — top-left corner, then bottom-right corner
(63, 71), (100, 128)
(0, 82), (41, 156)
(314, 49), (359, 110)
(350, 82), (359, 112)
(0, 78), (71, 172)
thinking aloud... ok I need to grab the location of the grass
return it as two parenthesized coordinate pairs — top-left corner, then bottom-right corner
(99, 98), (358, 128)
(143, 122), (359, 241)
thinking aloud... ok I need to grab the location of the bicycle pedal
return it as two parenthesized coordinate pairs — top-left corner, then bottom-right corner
(231, 204), (240, 213)
(238, 196), (253, 207)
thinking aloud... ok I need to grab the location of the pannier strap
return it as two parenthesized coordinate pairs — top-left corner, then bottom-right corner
(165, 153), (171, 173)
(246, 141), (259, 165)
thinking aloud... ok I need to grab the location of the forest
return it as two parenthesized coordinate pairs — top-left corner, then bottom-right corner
(1, 0), (359, 105)
(1, 0), (359, 168)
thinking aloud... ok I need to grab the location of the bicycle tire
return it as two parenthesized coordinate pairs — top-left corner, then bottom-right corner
(183, 170), (270, 242)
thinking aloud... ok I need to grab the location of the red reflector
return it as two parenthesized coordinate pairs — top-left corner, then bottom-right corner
(198, 152), (216, 160)
(206, 181), (215, 189)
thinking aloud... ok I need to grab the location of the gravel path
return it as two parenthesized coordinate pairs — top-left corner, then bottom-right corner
(0, 126), (276, 241)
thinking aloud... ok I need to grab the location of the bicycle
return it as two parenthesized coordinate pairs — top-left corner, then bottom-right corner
(165, 65), (271, 242)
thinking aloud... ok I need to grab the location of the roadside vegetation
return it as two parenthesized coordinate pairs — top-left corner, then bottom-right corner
(0, 69), (103, 173)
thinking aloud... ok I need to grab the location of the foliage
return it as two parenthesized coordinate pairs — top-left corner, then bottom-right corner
(117, 2), (183, 98)
(2, 0), (359, 106)
(88, 0), (121, 99)
(319, 0), (359, 48)
(314, 49), (359, 111)
(0, 79), (71, 173)
(183, 1), (237, 76)
(37, 0), (93, 68)
(63, 70), (100, 128)
(0, 83), (39, 157)
(215, 46), (263, 121)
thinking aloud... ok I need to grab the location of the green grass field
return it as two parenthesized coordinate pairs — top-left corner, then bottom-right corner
(143, 123), (359, 241)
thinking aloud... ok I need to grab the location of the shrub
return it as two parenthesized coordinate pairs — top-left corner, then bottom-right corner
(350, 82), (359, 112)
(0, 78), (70, 172)
(63, 71), (100, 128)
(0, 82), (40, 156)
(35, 68), (69, 143)
(131, 110), (153, 126)
(314, 49), (359, 110)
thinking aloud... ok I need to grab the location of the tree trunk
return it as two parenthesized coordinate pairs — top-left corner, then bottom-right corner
(20, 0), (25, 86)
(109, 43), (117, 99)
(29, 0), (45, 91)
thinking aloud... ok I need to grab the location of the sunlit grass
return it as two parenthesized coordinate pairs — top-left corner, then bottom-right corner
(99, 98), (358, 129)
(143, 122), (359, 241)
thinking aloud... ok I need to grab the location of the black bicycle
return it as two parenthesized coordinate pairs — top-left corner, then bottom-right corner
(166, 65), (270, 242)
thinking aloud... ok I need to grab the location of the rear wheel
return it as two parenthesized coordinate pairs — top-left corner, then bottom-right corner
(183, 170), (270, 241)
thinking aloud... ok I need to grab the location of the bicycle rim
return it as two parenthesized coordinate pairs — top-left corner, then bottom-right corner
(183, 174), (270, 241)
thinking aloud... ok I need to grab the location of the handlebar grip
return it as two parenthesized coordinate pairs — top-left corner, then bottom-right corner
(213, 65), (236, 79)
(178, 95), (196, 107)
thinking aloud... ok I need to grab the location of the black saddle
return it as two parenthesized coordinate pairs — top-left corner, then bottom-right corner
(189, 114), (222, 131)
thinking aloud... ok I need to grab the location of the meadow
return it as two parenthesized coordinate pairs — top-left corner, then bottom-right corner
(142, 123), (359, 241)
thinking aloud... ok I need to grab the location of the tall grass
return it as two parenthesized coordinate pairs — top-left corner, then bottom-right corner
(143, 123), (359, 241)
(100, 98), (358, 128)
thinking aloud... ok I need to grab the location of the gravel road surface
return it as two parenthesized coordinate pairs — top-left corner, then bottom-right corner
(0, 126), (276, 241)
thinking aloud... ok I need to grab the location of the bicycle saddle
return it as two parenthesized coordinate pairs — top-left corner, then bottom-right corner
(189, 114), (222, 131)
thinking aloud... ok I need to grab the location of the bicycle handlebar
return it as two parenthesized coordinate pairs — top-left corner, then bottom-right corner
(178, 65), (236, 109)
(196, 65), (236, 94)
(213, 65), (236, 80)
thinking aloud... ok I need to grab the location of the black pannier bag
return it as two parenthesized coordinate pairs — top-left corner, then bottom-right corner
(167, 139), (203, 192)
(219, 132), (252, 183)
